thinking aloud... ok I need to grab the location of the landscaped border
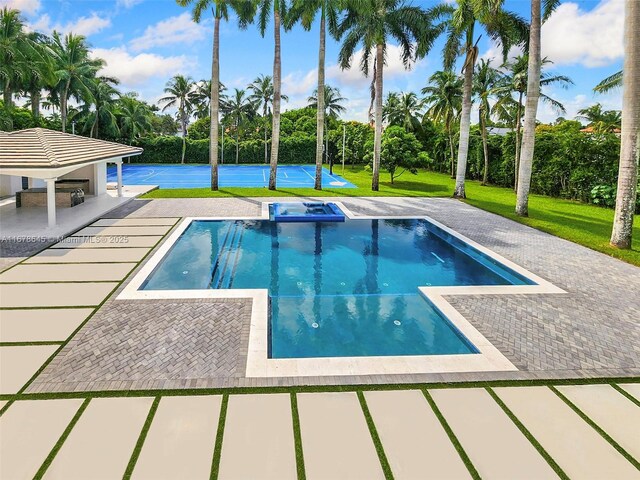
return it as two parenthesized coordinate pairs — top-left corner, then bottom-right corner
(118, 201), (565, 378)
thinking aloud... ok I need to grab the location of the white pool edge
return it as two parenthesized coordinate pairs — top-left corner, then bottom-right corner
(118, 201), (565, 378)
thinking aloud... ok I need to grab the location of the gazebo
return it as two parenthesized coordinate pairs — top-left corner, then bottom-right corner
(0, 128), (143, 227)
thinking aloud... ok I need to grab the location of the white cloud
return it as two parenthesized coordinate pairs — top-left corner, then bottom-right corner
(29, 12), (111, 36)
(0, 0), (40, 15)
(541, 0), (624, 67)
(129, 13), (208, 52)
(90, 47), (190, 87)
(116, 0), (144, 8)
(282, 69), (317, 96)
(480, 43), (523, 67)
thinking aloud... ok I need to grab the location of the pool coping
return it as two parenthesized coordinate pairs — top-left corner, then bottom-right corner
(117, 201), (566, 378)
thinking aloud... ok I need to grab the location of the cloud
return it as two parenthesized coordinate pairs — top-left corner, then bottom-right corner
(29, 12), (111, 36)
(129, 13), (208, 52)
(541, 0), (624, 67)
(116, 0), (143, 8)
(90, 47), (190, 87)
(282, 69), (317, 96)
(479, 43), (523, 67)
(0, 0), (40, 15)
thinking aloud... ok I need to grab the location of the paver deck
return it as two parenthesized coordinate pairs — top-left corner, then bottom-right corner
(619, 383), (640, 401)
(0, 309), (92, 342)
(0, 345), (58, 394)
(132, 396), (221, 480)
(24, 248), (149, 264)
(0, 399), (84, 480)
(430, 388), (556, 479)
(495, 386), (640, 479)
(92, 218), (178, 227)
(364, 390), (471, 480)
(72, 225), (172, 236)
(0, 282), (118, 307)
(51, 235), (163, 248)
(0, 262), (136, 282)
(44, 397), (153, 479)
(297, 392), (384, 480)
(218, 394), (297, 480)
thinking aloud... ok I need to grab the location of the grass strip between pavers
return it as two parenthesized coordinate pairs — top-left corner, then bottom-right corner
(0, 341), (64, 347)
(290, 393), (306, 480)
(209, 393), (229, 480)
(33, 397), (91, 479)
(611, 383), (640, 408)
(549, 386), (640, 471)
(123, 396), (161, 480)
(422, 389), (481, 480)
(357, 391), (394, 480)
(487, 387), (569, 479)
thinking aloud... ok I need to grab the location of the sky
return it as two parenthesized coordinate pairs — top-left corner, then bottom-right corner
(1, 0), (625, 123)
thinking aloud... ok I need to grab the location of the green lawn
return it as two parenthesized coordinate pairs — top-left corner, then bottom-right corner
(142, 166), (640, 266)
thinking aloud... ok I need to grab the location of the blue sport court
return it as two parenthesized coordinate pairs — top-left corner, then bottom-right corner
(107, 164), (356, 189)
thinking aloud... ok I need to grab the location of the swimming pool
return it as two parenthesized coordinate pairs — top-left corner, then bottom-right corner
(107, 164), (356, 189)
(141, 217), (535, 359)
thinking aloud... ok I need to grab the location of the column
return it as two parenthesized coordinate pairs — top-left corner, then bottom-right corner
(45, 178), (56, 228)
(116, 161), (123, 197)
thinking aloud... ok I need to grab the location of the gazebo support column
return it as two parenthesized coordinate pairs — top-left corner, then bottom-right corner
(116, 160), (123, 197)
(45, 178), (57, 228)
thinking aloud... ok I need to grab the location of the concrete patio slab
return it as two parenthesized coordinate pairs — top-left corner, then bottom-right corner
(92, 218), (178, 227)
(364, 390), (471, 480)
(0, 282), (118, 307)
(431, 388), (556, 479)
(133, 396), (220, 480)
(25, 248), (149, 264)
(44, 397), (153, 480)
(618, 383), (640, 402)
(0, 345), (58, 394)
(0, 263), (136, 283)
(0, 308), (92, 342)
(0, 399), (84, 480)
(297, 392), (384, 480)
(51, 235), (163, 249)
(218, 394), (296, 480)
(557, 385), (640, 460)
(495, 386), (639, 479)
(0, 400), (6, 409)
(72, 225), (172, 236)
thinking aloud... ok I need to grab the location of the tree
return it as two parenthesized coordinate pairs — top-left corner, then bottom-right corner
(473, 59), (501, 185)
(308, 84), (346, 175)
(611, 0), (639, 249)
(0, 8), (35, 109)
(383, 91), (423, 133)
(248, 74), (288, 164)
(83, 77), (120, 139)
(594, 70), (622, 94)
(337, 0), (438, 191)
(576, 104), (622, 133)
(222, 88), (256, 163)
(20, 32), (54, 119)
(433, 0), (527, 198)
(118, 94), (153, 143)
(422, 70), (463, 177)
(365, 125), (428, 183)
(288, 0), (341, 190)
(159, 74), (195, 163)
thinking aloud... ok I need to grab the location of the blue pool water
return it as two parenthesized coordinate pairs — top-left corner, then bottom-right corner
(142, 218), (534, 358)
(107, 164), (356, 189)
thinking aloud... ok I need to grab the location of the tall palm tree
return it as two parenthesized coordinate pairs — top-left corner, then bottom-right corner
(49, 31), (104, 133)
(117, 94), (153, 143)
(594, 70), (622, 94)
(85, 77), (120, 139)
(248, 74), (288, 164)
(473, 59), (501, 185)
(255, 0), (287, 190)
(176, 0), (252, 189)
(222, 88), (256, 164)
(383, 91), (423, 132)
(422, 70), (463, 177)
(433, 0), (528, 198)
(337, 0), (439, 191)
(0, 7), (35, 110)
(576, 103), (622, 133)
(288, 0), (341, 190)
(611, 0), (638, 248)
(159, 74), (195, 163)
(308, 84), (346, 172)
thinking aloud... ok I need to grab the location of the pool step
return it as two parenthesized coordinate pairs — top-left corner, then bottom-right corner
(209, 222), (244, 289)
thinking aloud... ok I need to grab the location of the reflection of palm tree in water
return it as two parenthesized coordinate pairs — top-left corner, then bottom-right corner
(313, 223), (323, 324)
(269, 222), (280, 326)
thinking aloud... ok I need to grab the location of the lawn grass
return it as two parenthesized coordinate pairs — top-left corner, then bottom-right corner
(141, 166), (640, 267)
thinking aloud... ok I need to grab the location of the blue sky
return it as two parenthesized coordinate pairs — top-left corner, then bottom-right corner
(3, 0), (625, 123)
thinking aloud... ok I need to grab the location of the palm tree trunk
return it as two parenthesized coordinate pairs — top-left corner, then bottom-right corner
(264, 112), (268, 164)
(236, 122), (240, 164)
(61, 80), (71, 133)
(514, 91), (523, 191)
(31, 90), (40, 119)
(210, 14), (220, 190)
(454, 48), (475, 198)
(611, 0), (639, 248)
(447, 119), (455, 176)
(480, 110), (489, 185)
(516, 0), (542, 217)
(372, 43), (383, 191)
(180, 103), (187, 164)
(314, 7), (326, 191)
(2, 82), (11, 108)
(268, 8), (282, 190)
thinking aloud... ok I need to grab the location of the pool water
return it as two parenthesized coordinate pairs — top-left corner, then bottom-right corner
(142, 219), (534, 358)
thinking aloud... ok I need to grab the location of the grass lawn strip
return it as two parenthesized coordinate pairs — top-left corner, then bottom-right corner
(357, 391), (394, 480)
(290, 393), (306, 480)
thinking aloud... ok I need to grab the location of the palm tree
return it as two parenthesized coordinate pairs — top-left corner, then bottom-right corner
(433, 0), (528, 198)
(117, 94), (153, 143)
(49, 31), (104, 133)
(18, 32), (54, 120)
(576, 103), (622, 133)
(222, 88), (256, 164)
(473, 59), (501, 185)
(255, 0), (287, 190)
(611, 0), (638, 249)
(337, 0), (438, 191)
(247, 74), (288, 164)
(176, 0), (252, 189)
(288, 0), (341, 190)
(0, 8), (34, 109)
(383, 91), (423, 132)
(594, 70), (622, 94)
(85, 77), (120, 138)
(422, 70), (463, 177)
(159, 74), (195, 163)
(308, 84), (346, 172)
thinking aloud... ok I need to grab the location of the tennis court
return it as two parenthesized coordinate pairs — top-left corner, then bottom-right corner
(107, 164), (356, 189)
